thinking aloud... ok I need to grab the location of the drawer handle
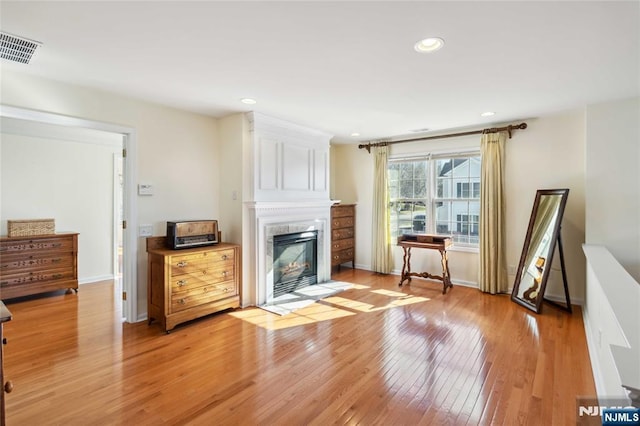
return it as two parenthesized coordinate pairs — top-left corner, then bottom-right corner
(221, 254), (228, 260)
(177, 280), (187, 287)
(178, 299), (186, 305)
(177, 261), (188, 267)
(203, 287), (208, 292)
(4, 381), (13, 394)
(52, 273), (63, 279)
(222, 271), (229, 277)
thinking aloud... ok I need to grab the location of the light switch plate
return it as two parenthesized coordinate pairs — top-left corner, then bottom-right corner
(139, 224), (153, 237)
(138, 184), (153, 195)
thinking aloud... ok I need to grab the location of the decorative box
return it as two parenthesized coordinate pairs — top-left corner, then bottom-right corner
(7, 218), (55, 237)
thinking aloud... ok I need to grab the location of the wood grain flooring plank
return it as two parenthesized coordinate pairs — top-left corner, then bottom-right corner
(2, 270), (596, 425)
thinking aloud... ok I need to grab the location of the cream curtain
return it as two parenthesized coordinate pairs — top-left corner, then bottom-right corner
(479, 131), (508, 294)
(372, 145), (393, 273)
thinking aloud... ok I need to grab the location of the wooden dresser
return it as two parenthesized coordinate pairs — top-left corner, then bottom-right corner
(0, 302), (12, 426)
(0, 233), (79, 300)
(331, 204), (355, 269)
(147, 240), (241, 333)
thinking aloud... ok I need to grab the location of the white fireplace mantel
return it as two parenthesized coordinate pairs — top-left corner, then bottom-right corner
(241, 113), (334, 307)
(244, 200), (334, 306)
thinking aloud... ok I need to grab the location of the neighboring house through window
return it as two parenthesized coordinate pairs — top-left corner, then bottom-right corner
(389, 153), (481, 246)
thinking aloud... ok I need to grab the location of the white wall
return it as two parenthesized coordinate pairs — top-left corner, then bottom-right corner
(1, 130), (121, 282)
(585, 97), (640, 280)
(218, 113), (245, 245)
(1, 71), (219, 317)
(331, 109), (586, 302)
(583, 96), (640, 400)
(505, 110), (586, 302)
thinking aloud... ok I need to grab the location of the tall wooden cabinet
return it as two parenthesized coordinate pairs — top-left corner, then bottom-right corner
(331, 204), (355, 269)
(0, 233), (79, 300)
(147, 241), (241, 333)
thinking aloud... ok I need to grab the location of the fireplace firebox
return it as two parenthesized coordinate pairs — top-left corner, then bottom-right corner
(273, 230), (318, 298)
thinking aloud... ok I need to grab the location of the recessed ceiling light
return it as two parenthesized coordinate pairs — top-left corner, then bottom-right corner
(240, 98), (256, 105)
(414, 37), (444, 53)
(351, 132), (360, 137)
(480, 111), (495, 117)
(410, 128), (430, 133)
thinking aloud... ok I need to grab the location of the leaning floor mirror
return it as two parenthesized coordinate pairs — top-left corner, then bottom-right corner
(511, 188), (571, 314)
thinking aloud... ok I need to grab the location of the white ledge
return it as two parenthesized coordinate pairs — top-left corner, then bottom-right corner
(245, 200), (335, 210)
(583, 244), (640, 395)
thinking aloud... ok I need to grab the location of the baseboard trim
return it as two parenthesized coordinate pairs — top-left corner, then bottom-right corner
(79, 274), (115, 285)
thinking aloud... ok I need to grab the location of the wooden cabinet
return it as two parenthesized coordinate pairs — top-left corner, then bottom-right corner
(331, 204), (355, 269)
(147, 242), (241, 333)
(0, 302), (12, 426)
(0, 233), (79, 300)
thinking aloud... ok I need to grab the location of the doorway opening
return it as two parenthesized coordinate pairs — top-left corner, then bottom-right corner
(0, 105), (139, 323)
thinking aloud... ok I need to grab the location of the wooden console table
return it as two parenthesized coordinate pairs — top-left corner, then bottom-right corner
(397, 234), (453, 294)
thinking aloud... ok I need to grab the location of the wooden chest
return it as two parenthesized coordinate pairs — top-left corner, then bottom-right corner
(331, 204), (355, 269)
(0, 233), (79, 300)
(147, 242), (241, 332)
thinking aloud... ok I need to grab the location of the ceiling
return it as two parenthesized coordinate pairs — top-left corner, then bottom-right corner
(1, 1), (638, 143)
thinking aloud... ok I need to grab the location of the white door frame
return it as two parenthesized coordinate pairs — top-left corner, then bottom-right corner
(0, 104), (139, 323)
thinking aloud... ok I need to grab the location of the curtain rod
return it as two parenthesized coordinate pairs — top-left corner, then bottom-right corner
(358, 122), (527, 153)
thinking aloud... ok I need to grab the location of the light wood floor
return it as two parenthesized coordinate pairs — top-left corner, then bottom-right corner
(3, 269), (595, 425)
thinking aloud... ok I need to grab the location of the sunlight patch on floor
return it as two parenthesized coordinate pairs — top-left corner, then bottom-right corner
(325, 294), (430, 312)
(229, 303), (354, 330)
(371, 288), (411, 297)
(229, 283), (431, 330)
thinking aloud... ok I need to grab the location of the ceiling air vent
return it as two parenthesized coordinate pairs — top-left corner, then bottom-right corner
(0, 32), (41, 64)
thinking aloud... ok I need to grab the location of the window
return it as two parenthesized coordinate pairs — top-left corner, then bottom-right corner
(389, 154), (481, 246)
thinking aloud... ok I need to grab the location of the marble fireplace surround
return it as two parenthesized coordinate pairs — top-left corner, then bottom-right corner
(247, 200), (333, 306)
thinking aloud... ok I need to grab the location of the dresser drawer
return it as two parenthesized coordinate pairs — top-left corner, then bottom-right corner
(170, 264), (235, 292)
(332, 217), (354, 229)
(171, 248), (234, 265)
(1, 252), (74, 273)
(331, 238), (354, 252)
(332, 228), (354, 240)
(331, 248), (354, 266)
(1, 236), (75, 254)
(1, 267), (76, 286)
(169, 251), (235, 277)
(331, 205), (355, 218)
(171, 281), (237, 313)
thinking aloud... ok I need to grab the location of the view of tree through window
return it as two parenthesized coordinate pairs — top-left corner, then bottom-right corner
(389, 154), (481, 245)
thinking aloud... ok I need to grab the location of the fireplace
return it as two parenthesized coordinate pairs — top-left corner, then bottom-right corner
(245, 202), (332, 306)
(273, 230), (318, 298)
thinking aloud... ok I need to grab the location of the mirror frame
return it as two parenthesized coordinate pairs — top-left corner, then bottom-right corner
(511, 188), (569, 313)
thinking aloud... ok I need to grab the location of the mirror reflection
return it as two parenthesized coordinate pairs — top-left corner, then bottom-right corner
(511, 189), (569, 313)
(515, 194), (562, 304)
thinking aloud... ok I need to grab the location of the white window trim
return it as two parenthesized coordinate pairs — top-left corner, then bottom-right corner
(389, 150), (481, 248)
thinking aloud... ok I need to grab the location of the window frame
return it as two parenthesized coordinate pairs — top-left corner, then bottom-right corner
(388, 151), (481, 248)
